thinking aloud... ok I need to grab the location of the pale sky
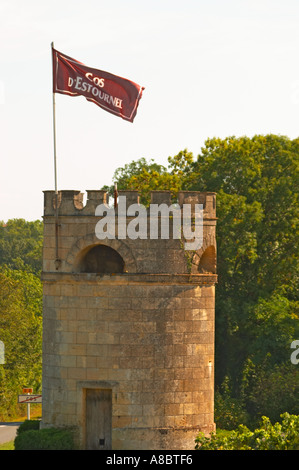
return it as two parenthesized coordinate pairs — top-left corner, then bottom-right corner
(1, 0), (299, 221)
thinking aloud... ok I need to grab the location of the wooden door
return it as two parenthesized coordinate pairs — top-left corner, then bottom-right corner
(85, 388), (112, 450)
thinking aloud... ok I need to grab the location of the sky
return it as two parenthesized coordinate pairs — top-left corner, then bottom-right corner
(1, 0), (299, 221)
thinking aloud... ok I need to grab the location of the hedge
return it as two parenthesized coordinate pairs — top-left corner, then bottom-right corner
(195, 413), (299, 450)
(14, 425), (75, 450)
(16, 419), (40, 434)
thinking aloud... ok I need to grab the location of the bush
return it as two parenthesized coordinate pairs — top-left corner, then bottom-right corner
(16, 419), (40, 435)
(214, 376), (249, 429)
(243, 362), (299, 425)
(195, 413), (299, 450)
(14, 427), (75, 450)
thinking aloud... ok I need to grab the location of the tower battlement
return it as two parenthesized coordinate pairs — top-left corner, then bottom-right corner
(42, 189), (217, 275)
(43, 189), (216, 218)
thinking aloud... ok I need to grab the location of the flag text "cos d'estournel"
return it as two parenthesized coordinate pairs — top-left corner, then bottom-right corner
(67, 73), (123, 109)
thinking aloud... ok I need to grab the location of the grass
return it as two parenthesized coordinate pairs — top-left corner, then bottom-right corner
(0, 405), (42, 450)
(0, 441), (14, 450)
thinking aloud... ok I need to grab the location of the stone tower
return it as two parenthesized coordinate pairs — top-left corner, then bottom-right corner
(41, 189), (217, 450)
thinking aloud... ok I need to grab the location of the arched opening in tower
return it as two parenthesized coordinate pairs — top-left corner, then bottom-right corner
(198, 245), (216, 274)
(78, 245), (125, 274)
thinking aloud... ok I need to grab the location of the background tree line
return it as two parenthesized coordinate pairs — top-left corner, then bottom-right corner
(0, 134), (298, 427)
(0, 220), (43, 419)
(105, 134), (299, 428)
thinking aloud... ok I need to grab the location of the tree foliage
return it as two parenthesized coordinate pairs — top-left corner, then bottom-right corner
(187, 135), (299, 421)
(102, 151), (195, 206)
(0, 219), (43, 274)
(112, 134), (299, 425)
(0, 267), (42, 419)
(191, 135), (298, 300)
(0, 219), (43, 419)
(195, 413), (299, 450)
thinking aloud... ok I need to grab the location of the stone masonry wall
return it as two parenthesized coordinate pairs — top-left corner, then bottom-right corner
(41, 190), (217, 450)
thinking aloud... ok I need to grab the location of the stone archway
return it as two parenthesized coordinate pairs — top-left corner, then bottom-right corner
(65, 233), (137, 273)
(76, 245), (125, 274)
(191, 244), (217, 274)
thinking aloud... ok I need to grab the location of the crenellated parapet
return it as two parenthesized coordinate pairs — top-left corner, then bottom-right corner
(43, 189), (216, 219)
(42, 188), (217, 275)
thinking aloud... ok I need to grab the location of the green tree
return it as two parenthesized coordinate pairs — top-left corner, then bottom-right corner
(195, 413), (299, 450)
(240, 294), (299, 423)
(189, 135), (299, 394)
(113, 157), (167, 189)
(102, 157), (168, 205)
(109, 151), (195, 206)
(0, 267), (42, 420)
(0, 219), (43, 274)
(107, 135), (299, 423)
(191, 134), (298, 299)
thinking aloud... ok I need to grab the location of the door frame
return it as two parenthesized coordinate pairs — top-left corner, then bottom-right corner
(77, 380), (118, 450)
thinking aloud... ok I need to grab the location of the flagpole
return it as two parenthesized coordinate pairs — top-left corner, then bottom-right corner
(51, 41), (60, 269)
(52, 42), (58, 196)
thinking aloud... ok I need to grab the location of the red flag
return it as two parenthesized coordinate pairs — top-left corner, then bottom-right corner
(52, 47), (144, 123)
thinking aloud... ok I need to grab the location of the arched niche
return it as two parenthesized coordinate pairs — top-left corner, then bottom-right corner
(198, 245), (216, 274)
(75, 244), (125, 274)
